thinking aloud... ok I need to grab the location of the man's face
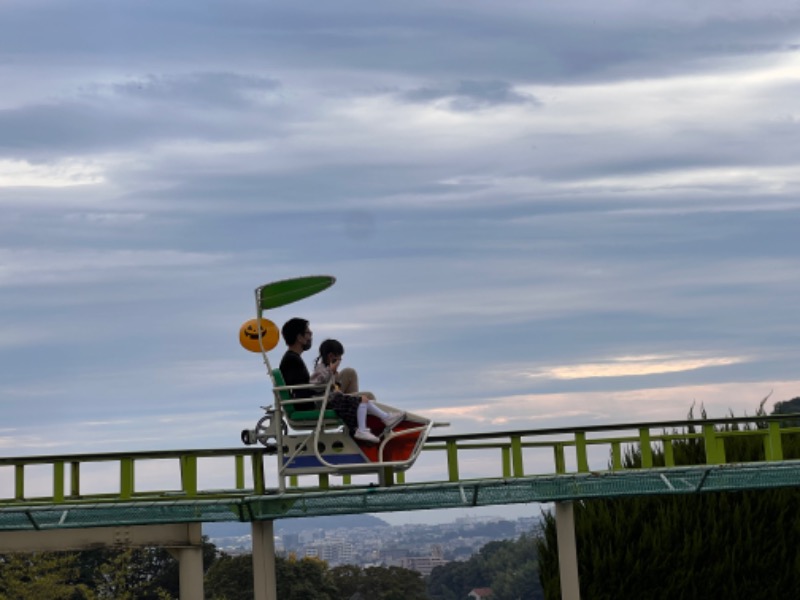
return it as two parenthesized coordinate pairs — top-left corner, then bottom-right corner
(300, 326), (313, 351)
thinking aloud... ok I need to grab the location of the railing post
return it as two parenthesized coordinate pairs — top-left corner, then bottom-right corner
(717, 437), (727, 464)
(70, 462), (81, 498)
(53, 462), (65, 502)
(181, 456), (198, 497)
(764, 421), (784, 461)
(120, 458), (135, 500)
(663, 439), (675, 467)
(511, 435), (524, 477)
(235, 455), (246, 489)
(611, 443), (622, 471)
(639, 428), (653, 468)
(252, 453), (266, 495)
(446, 440), (460, 482)
(15, 465), (24, 500)
(379, 468), (394, 487)
(575, 432), (588, 473)
(703, 425), (721, 465)
(502, 446), (511, 477)
(554, 444), (566, 474)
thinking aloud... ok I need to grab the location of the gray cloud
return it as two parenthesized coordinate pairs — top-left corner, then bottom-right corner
(1, 0), (800, 453)
(111, 72), (281, 109)
(402, 80), (540, 111)
(0, 74), (288, 159)
(2, 1), (799, 85)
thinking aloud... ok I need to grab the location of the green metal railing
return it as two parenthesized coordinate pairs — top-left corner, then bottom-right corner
(425, 414), (800, 482)
(2, 414), (800, 530)
(0, 448), (272, 510)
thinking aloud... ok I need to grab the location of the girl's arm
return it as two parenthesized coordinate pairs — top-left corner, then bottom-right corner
(310, 364), (332, 384)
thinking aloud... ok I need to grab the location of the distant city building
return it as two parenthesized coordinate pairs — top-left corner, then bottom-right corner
(209, 516), (542, 569)
(397, 554), (448, 576)
(394, 544), (447, 576)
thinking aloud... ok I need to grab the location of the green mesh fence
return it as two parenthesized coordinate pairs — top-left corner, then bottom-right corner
(244, 462), (800, 520)
(0, 500), (243, 531)
(3, 461), (800, 531)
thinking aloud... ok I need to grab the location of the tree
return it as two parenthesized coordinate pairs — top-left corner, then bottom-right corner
(428, 534), (543, 600)
(357, 566), (428, 600)
(0, 538), (217, 600)
(536, 401), (800, 599)
(206, 553), (339, 600)
(77, 538), (216, 599)
(91, 548), (173, 600)
(478, 535), (542, 600)
(428, 558), (484, 600)
(0, 552), (92, 600)
(276, 555), (338, 600)
(772, 397), (800, 427)
(329, 565), (429, 600)
(328, 564), (361, 599)
(205, 553), (253, 600)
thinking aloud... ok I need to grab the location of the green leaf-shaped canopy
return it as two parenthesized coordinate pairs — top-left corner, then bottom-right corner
(256, 275), (336, 311)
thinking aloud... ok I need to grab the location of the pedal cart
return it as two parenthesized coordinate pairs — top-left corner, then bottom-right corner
(240, 275), (446, 489)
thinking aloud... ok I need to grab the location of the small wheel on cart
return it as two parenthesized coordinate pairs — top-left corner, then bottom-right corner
(255, 413), (287, 446)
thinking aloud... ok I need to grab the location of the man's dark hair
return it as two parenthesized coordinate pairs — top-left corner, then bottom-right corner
(281, 318), (309, 346)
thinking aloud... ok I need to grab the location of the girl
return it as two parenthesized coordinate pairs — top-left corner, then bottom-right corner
(311, 339), (404, 443)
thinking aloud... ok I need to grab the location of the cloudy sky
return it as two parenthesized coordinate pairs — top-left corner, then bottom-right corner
(2, 0), (800, 505)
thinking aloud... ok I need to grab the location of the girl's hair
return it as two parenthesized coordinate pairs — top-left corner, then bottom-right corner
(315, 339), (345, 366)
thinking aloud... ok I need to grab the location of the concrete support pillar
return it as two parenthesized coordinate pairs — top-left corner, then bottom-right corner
(555, 501), (581, 600)
(252, 520), (277, 600)
(172, 546), (204, 600)
(166, 523), (204, 600)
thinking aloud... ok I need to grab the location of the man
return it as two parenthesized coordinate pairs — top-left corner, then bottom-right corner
(279, 317), (316, 412)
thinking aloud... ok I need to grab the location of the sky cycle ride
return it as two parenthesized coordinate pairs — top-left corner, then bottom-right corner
(239, 275), (447, 489)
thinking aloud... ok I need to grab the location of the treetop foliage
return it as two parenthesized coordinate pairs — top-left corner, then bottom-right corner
(537, 398), (800, 600)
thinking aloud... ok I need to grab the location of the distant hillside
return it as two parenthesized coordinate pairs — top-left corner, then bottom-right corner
(204, 513), (389, 539)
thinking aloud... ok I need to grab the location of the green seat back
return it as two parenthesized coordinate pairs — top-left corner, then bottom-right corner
(271, 369), (338, 422)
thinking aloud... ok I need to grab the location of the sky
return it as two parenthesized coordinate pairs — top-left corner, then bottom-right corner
(2, 1), (800, 524)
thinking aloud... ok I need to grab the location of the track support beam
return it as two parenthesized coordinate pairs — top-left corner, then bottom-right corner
(556, 501), (582, 600)
(252, 520), (277, 600)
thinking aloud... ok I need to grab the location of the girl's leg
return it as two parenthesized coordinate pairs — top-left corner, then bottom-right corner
(338, 368), (359, 394)
(353, 397), (380, 443)
(365, 400), (390, 421)
(356, 401), (369, 431)
(366, 399), (405, 429)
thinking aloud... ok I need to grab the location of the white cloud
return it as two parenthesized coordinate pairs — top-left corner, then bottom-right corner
(0, 158), (105, 187)
(0, 248), (229, 287)
(153, 359), (264, 388)
(64, 212), (147, 225)
(561, 166), (800, 197)
(511, 354), (749, 381)
(416, 379), (800, 433)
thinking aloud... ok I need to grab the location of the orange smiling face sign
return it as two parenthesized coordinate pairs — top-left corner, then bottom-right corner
(239, 318), (279, 353)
